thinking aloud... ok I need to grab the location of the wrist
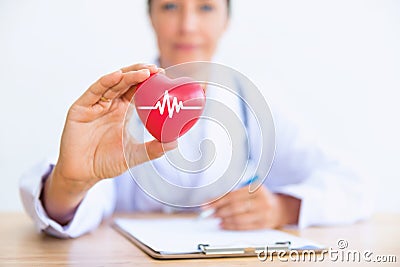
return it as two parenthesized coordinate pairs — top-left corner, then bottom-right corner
(51, 164), (93, 196)
(42, 165), (89, 225)
(276, 193), (301, 226)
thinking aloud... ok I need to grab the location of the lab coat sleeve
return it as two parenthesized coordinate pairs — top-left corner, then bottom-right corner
(262, 113), (373, 228)
(272, 166), (373, 228)
(19, 159), (116, 238)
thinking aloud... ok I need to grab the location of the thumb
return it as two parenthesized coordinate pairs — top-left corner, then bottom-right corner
(145, 140), (178, 160)
(125, 139), (178, 168)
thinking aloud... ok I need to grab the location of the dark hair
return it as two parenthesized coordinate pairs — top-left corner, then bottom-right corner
(147, 0), (231, 15)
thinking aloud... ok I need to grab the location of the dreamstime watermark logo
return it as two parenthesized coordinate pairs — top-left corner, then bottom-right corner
(257, 239), (397, 263)
(123, 62), (276, 208)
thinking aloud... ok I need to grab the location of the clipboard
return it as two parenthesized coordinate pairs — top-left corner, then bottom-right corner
(113, 217), (325, 260)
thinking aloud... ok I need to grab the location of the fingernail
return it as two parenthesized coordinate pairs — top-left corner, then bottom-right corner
(162, 140), (178, 151)
(141, 69), (150, 75)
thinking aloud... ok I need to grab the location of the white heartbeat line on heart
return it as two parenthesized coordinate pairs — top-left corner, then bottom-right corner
(137, 90), (203, 118)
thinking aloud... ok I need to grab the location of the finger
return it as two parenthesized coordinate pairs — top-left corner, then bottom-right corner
(210, 187), (249, 210)
(75, 69), (123, 107)
(101, 69), (151, 101)
(214, 198), (250, 218)
(145, 140), (178, 160)
(75, 64), (160, 107)
(122, 67), (165, 102)
(120, 63), (159, 73)
(125, 139), (178, 167)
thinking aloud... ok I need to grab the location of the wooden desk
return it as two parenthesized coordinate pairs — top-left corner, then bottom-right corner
(0, 213), (399, 266)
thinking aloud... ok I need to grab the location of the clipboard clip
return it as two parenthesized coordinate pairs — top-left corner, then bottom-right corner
(197, 241), (291, 256)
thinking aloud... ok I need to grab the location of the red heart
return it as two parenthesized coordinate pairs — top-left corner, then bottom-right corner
(134, 73), (206, 142)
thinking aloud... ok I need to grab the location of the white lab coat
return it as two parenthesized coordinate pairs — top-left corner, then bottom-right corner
(19, 73), (372, 238)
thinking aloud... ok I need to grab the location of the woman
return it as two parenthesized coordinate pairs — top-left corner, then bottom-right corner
(20, 0), (370, 238)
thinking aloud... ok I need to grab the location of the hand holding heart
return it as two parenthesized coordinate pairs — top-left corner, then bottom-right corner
(43, 64), (183, 224)
(48, 64), (179, 196)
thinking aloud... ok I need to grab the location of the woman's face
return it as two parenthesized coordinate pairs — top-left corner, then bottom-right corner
(149, 0), (229, 68)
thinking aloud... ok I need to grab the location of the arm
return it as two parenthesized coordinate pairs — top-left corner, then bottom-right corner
(41, 166), (89, 225)
(265, 112), (373, 228)
(41, 64), (177, 225)
(209, 185), (300, 230)
(19, 160), (116, 238)
(208, 110), (371, 229)
(20, 63), (177, 237)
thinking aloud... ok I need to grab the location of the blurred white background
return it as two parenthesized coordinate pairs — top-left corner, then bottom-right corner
(0, 0), (399, 212)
